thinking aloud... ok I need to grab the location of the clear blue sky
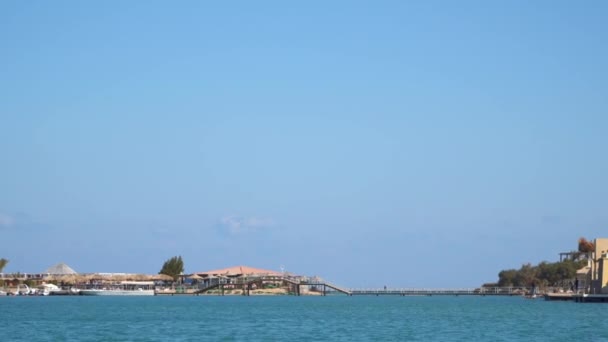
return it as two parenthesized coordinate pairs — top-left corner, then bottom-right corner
(1, 1), (606, 287)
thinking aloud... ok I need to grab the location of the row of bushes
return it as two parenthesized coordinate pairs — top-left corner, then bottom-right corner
(497, 259), (586, 287)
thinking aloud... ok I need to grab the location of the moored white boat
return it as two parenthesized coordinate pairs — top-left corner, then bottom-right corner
(38, 283), (73, 296)
(79, 281), (155, 296)
(17, 284), (30, 296)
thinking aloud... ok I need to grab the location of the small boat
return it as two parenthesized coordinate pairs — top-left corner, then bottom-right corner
(38, 283), (71, 296)
(79, 281), (155, 296)
(544, 292), (574, 301)
(17, 284), (31, 296)
(524, 286), (540, 299)
(0, 290), (7, 296)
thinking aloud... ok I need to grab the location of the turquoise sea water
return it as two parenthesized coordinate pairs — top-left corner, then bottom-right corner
(0, 295), (605, 341)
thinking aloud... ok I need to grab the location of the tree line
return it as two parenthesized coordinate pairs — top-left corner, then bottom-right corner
(496, 237), (592, 287)
(497, 259), (586, 287)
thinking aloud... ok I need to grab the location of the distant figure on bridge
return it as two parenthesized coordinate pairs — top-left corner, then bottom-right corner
(384, 285), (387, 291)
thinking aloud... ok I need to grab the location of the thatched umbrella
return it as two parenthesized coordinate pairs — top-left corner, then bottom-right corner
(150, 274), (173, 281)
(43, 275), (59, 282)
(82, 274), (98, 282)
(73, 274), (92, 283)
(109, 274), (129, 282)
(85, 273), (128, 283)
(86, 273), (105, 281)
(133, 274), (164, 281)
(56, 274), (78, 285)
(128, 274), (146, 281)
(75, 273), (97, 285)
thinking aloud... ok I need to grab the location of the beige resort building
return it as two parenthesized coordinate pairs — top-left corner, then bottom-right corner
(578, 238), (608, 294)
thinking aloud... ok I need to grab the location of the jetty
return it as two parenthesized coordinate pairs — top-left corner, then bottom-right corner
(348, 287), (527, 296)
(544, 293), (574, 301)
(191, 275), (352, 296)
(180, 274), (529, 297)
(572, 294), (608, 303)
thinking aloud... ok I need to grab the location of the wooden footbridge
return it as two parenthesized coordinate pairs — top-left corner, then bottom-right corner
(348, 287), (529, 296)
(193, 275), (352, 296)
(192, 276), (528, 297)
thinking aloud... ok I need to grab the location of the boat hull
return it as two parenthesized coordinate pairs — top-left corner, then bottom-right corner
(79, 289), (155, 296)
(49, 290), (71, 296)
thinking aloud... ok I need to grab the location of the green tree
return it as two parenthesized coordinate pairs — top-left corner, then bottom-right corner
(497, 269), (518, 287)
(514, 263), (539, 287)
(538, 262), (560, 286)
(159, 256), (184, 281)
(494, 238), (590, 288)
(497, 260), (586, 288)
(0, 258), (8, 273)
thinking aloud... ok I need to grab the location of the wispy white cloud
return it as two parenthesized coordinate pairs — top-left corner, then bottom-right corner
(217, 216), (276, 236)
(0, 212), (49, 231)
(0, 213), (15, 229)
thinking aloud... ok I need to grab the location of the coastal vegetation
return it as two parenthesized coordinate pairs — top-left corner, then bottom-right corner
(578, 237), (594, 253)
(496, 237), (593, 288)
(159, 256), (184, 281)
(497, 260), (586, 287)
(0, 258), (7, 287)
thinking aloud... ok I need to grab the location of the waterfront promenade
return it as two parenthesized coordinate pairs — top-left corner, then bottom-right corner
(157, 286), (530, 296)
(0, 272), (533, 297)
(159, 275), (531, 296)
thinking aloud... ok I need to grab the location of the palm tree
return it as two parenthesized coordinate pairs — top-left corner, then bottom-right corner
(0, 258), (8, 273)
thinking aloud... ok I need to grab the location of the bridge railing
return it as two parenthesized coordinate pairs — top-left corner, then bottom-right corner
(347, 287), (531, 295)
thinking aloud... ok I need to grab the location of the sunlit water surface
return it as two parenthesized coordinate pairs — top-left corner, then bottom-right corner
(0, 295), (604, 341)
